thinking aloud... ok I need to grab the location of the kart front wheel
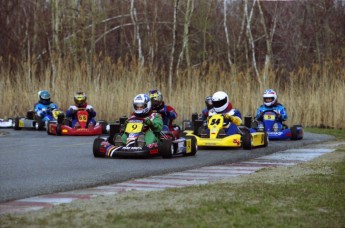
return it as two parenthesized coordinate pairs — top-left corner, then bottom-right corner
(14, 117), (22, 130)
(242, 133), (252, 150)
(160, 139), (173, 159)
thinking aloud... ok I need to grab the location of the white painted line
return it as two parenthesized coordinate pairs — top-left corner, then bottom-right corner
(18, 197), (76, 204)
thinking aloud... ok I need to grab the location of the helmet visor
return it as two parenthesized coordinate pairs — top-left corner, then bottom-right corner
(212, 99), (227, 109)
(134, 103), (147, 110)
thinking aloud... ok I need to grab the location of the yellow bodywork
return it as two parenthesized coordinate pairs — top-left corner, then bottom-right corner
(185, 114), (267, 148)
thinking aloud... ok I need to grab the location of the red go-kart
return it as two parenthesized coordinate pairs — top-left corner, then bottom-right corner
(47, 109), (107, 136)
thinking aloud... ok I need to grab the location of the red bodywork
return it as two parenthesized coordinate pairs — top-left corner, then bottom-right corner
(47, 110), (103, 136)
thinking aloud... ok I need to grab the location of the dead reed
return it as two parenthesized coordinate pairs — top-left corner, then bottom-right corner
(0, 59), (344, 129)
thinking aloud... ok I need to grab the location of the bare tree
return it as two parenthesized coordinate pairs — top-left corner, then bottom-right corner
(168, 0), (179, 97)
(223, 0), (233, 68)
(244, 0), (261, 84)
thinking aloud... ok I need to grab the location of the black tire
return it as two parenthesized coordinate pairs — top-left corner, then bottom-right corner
(242, 133), (252, 150)
(46, 121), (53, 135)
(244, 116), (252, 128)
(35, 117), (45, 130)
(193, 120), (203, 136)
(291, 126), (299, 140)
(56, 124), (62, 136)
(98, 120), (108, 134)
(14, 117), (21, 130)
(93, 137), (106, 157)
(57, 113), (65, 124)
(160, 139), (173, 159)
(263, 132), (269, 147)
(184, 136), (197, 156)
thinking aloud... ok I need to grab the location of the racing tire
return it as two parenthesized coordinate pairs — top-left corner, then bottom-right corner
(160, 139), (173, 159)
(14, 117), (22, 130)
(193, 120), (203, 136)
(263, 132), (269, 147)
(184, 136), (197, 156)
(35, 117), (45, 130)
(56, 124), (62, 136)
(242, 133), (252, 150)
(93, 137), (106, 158)
(290, 126), (299, 140)
(98, 120), (108, 134)
(46, 121), (53, 135)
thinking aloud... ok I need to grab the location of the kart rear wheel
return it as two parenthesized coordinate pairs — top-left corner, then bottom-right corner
(184, 136), (197, 156)
(93, 137), (106, 157)
(160, 139), (173, 159)
(14, 117), (21, 130)
(46, 121), (53, 135)
(242, 133), (252, 150)
(193, 120), (203, 136)
(98, 120), (108, 134)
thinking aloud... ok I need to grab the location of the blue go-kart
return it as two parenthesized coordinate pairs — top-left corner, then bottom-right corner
(245, 111), (303, 140)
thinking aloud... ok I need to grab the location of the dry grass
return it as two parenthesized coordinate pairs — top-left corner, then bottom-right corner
(1, 58), (344, 129)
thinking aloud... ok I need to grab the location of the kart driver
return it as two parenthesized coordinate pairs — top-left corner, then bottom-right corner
(208, 91), (242, 135)
(255, 89), (288, 123)
(66, 92), (97, 128)
(148, 89), (178, 131)
(117, 93), (163, 145)
(201, 95), (213, 122)
(34, 90), (59, 122)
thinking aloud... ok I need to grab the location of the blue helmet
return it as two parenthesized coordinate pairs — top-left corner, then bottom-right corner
(38, 90), (51, 105)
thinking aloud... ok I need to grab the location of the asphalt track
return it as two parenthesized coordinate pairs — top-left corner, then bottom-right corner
(0, 129), (334, 203)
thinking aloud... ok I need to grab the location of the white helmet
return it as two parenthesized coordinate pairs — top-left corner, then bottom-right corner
(133, 94), (151, 116)
(263, 89), (277, 107)
(212, 91), (229, 113)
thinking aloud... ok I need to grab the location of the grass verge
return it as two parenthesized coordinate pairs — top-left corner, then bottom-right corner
(1, 130), (344, 227)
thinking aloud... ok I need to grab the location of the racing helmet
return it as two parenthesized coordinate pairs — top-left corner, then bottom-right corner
(263, 89), (277, 107)
(74, 92), (87, 107)
(38, 90), (51, 105)
(133, 94), (151, 117)
(148, 89), (163, 109)
(205, 96), (213, 110)
(212, 91), (229, 113)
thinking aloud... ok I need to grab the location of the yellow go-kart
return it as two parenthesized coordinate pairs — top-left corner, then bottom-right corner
(184, 114), (268, 150)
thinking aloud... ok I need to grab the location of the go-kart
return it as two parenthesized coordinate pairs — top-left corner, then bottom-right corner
(13, 109), (63, 131)
(244, 111), (303, 140)
(93, 116), (197, 158)
(47, 109), (107, 136)
(184, 114), (268, 150)
(0, 118), (13, 128)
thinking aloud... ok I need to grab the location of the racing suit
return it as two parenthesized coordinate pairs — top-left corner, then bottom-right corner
(152, 102), (177, 131)
(255, 103), (288, 123)
(66, 103), (97, 127)
(121, 112), (163, 145)
(208, 103), (242, 135)
(34, 102), (58, 122)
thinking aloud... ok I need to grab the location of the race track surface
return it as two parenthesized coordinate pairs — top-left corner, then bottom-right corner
(0, 129), (334, 202)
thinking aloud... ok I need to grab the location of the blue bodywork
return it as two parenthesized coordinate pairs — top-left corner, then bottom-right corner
(252, 111), (303, 140)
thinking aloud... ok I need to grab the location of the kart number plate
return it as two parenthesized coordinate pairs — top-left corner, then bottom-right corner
(125, 122), (143, 133)
(263, 114), (275, 120)
(19, 120), (24, 127)
(78, 114), (88, 122)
